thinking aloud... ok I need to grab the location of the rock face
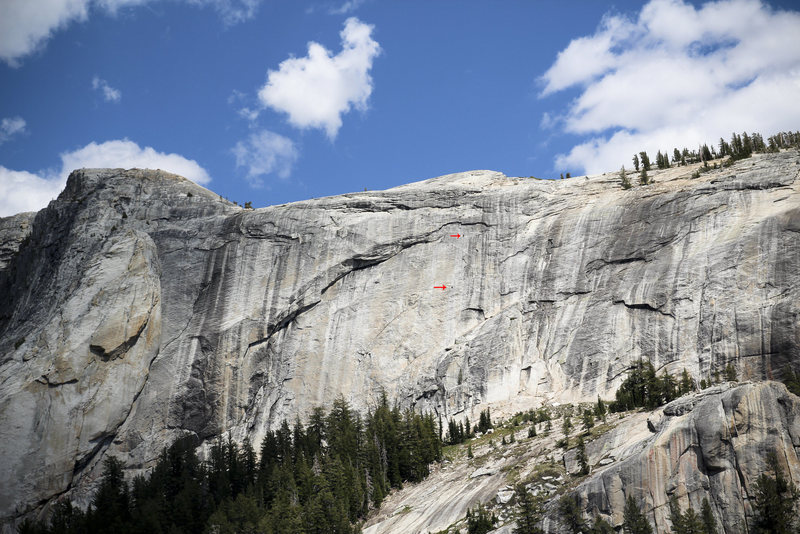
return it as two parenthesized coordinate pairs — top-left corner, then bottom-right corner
(361, 382), (800, 534)
(551, 381), (800, 534)
(1, 151), (799, 526)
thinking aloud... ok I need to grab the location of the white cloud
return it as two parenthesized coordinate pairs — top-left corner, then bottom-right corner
(0, 139), (211, 217)
(0, 166), (63, 216)
(0, 117), (27, 144)
(330, 0), (366, 15)
(0, 0), (90, 66)
(0, 0), (263, 66)
(541, 0), (800, 175)
(92, 76), (122, 103)
(258, 17), (381, 139)
(232, 130), (298, 185)
(186, 0), (262, 25)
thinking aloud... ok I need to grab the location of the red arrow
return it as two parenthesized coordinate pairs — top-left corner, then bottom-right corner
(450, 234), (461, 239)
(434, 285), (447, 290)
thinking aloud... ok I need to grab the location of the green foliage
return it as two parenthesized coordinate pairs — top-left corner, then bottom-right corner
(620, 166), (632, 190)
(752, 452), (799, 533)
(513, 484), (544, 534)
(527, 425), (537, 438)
(467, 443), (474, 459)
(447, 417), (467, 445)
(669, 496), (708, 534)
(783, 367), (800, 396)
(639, 151), (651, 171)
(680, 368), (695, 395)
(623, 495), (653, 534)
(577, 436), (589, 475)
(724, 363), (737, 382)
(639, 168), (650, 185)
(700, 498), (717, 534)
(466, 503), (496, 534)
(244, 201), (252, 209)
(26, 395), (442, 534)
(610, 361), (695, 413)
(562, 414), (573, 438)
(477, 408), (493, 434)
(559, 494), (587, 534)
(590, 517), (615, 534)
(594, 397), (607, 421)
(581, 410), (594, 433)
(627, 130), (800, 181)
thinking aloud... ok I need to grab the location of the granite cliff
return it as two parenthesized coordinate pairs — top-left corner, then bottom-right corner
(0, 150), (799, 529)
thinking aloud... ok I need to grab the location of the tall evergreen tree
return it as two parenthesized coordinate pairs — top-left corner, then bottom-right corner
(582, 409), (594, 433)
(639, 151), (651, 171)
(700, 498), (717, 534)
(577, 436), (589, 475)
(89, 456), (131, 533)
(620, 166), (632, 190)
(514, 484), (544, 534)
(752, 452), (799, 534)
(623, 495), (653, 534)
(466, 503), (495, 534)
(559, 494), (587, 534)
(594, 396), (607, 422)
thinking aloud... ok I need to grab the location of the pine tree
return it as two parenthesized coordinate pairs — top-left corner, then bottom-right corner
(640, 168), (649, 185)
(595, 396), (607, 422)
(633, 154), (640, 171)
(700, 498), (717, 534)
(680, 368), (695, 395)
(90, 456), (131, 533)
(467, 503), (495, 534)
(724, 363), (737, 382)
(783, 367), (800, 396)
(639, 151), (651, 171)
(582, 410), (595, 433)
(623, 495), (653, 534)
(528, 424), (537, 438)
(752, 452), (799, 533)
(620, 166), (632, 190)
(514, 483), (544, 534)
(559, 494), (587, 534)
(577, 436), (589, 475)
(590, 517), (615, 534)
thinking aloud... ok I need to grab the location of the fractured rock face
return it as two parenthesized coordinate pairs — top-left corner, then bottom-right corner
(0, 151), (799, 525)
(558, 381), (800, 534)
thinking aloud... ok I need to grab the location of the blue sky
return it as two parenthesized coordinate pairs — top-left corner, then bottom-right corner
(1, 0), (799, 215)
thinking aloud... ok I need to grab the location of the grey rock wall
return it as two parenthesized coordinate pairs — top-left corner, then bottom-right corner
(1, 151), (799, 525)
(551, 381), (800, 534)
